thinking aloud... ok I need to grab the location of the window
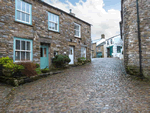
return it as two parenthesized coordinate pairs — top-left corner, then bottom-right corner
(99, 47), (101, 51)
(111, 39), (113, 44)
(74, 23), (81, 38)
(81, 47), (86, 58)
(117, 46), (122, 53)
(48, 12), (59, 32)
(107, 40), (109, 45)
(14, 37), (33, 62)
(15, 0), (32, 25)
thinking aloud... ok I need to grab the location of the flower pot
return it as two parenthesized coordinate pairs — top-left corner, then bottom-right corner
(2, 68), (12, 76)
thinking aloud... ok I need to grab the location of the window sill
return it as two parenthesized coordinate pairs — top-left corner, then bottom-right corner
(48, 29), (60, 34)
(14, 21), (33, 27)
(74, 36), (81, 39)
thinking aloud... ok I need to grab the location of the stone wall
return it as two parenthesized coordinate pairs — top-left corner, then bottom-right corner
(96, 45), (104, 57)
(0, 0), (91, 66)
(122, 0), (150, 79)
(92, 43), (96, 58)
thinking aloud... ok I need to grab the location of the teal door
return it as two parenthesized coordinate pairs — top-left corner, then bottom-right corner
(110, 46), (113, 57)
(40, 45), (49, 69)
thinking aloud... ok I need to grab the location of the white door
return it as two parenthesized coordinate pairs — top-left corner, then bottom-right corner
(81, 47), (86, 58)
(69, 46), (74, 64)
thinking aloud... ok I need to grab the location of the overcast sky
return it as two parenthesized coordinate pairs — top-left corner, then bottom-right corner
(44, 0), (121, 40)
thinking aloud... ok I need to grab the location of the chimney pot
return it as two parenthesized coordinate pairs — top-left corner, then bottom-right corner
(101, 34), (105, 39)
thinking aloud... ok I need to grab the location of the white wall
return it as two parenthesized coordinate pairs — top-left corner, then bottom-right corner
(104, 35), (123, 59)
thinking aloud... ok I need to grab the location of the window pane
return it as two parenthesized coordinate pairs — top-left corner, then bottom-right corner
(22, 2), (25, 11)
(51, 14), (53, 21)
(26, 14), (29, 23)
(74, 25), (76, 29)
(55, 23), (57, 30)
(21, 52), (25, 60)
(52, 23), (54, 29)
(21, 41), (25, 50)
(26, 52), (30, 60)
(40, 48), (43, 57)
(22, 12), (25, 21)
(16, 40), (20, 50)
(15, 51), (20, 60)
(49, 13), (51, 21)
(44, 48), (47, 57)
(27, 41), (30, 50)
(49, 22), (52, 29)
(17, 0), (21, 10)
(76, 25), (79, 30)
(17, 11), (21, 20)
(26, 4), (30, 13)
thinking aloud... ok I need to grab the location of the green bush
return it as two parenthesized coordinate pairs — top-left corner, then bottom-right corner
(52, 55), (71, 68)
(35, 67), (42, 75)
(36, 63), (40, 68)
(41, 68), (49, 73)
(0, 56), (24, 76)
(77, 57), (86, 63)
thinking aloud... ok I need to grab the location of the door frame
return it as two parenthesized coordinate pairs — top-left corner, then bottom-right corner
(69, 46), (75, 65)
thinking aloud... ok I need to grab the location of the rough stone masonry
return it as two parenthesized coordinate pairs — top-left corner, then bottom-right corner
(121, 0), (150, 79)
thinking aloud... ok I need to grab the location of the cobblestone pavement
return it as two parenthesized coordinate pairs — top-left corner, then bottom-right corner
(0, 83), (13, 112)
(2, 58), (150, 113)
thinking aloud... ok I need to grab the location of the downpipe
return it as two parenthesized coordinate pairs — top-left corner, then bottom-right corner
(136, 0), (144, 78)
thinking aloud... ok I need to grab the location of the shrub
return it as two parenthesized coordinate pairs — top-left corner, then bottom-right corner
(35, 67), (42, 75)
(0, 56), (11, 65)
(18, 62), (37, 77)
(41, 68), (49, 73)
(52, 55), (71, 68)
(0, 56), (24, 76)
(77, 57), (86, 64)
(36, 63), (40, 68)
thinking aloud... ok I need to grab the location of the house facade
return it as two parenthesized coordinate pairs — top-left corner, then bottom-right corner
(0, 0), (91, 69)
(96, 34), (105, 58)
(91, 42), (97, 58)
(121, 0), (150, 79)
(104, 35), (123, 59)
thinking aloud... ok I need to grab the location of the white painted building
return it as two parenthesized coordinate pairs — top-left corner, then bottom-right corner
(104, 35), (123, 59)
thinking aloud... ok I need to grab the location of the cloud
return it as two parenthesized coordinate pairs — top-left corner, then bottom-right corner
(44, 0), (121, 40)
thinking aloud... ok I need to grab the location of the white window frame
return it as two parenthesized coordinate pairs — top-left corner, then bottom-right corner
(81, 47), (86, 58)
(48, 12), (59, 32)
(74, 23), (81, 38)
(15, 0), (32, 24)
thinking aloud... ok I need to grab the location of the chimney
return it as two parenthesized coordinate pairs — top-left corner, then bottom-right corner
(69, 9), (75, 16)
(101, 34), (105, 39)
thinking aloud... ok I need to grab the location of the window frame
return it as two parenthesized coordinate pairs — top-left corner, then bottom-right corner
(48, 12), (59, 32)
(117, 46), (122, 53)
(107, 40), (109, 45)
(15, 0), (32, 25)
(74, 23), (81, 38)
(13, 37), (33, 62)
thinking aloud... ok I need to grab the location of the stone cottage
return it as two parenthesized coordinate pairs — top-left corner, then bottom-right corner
(0, 0), (91, 69)
(121, 0), (150, 79)
(95, 34), (105, 58)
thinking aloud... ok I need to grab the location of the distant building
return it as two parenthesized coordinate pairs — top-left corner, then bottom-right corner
(96, 35), (123, 59)
(96, 34), (105, 58)
(104, 35), (123, 59)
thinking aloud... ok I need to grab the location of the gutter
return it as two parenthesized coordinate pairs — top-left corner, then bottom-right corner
(136, 0), (143, 78)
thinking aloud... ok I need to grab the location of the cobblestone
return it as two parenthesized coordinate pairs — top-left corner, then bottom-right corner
(1, 58), (150, 112)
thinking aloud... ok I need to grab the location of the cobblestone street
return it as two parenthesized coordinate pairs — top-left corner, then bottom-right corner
(1, 58), (150, 112)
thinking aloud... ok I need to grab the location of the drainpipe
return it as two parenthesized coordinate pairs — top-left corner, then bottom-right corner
(136, 0), (143, 78)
